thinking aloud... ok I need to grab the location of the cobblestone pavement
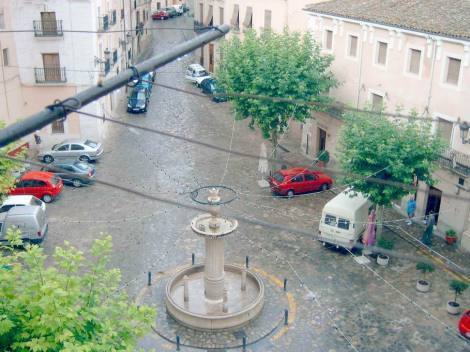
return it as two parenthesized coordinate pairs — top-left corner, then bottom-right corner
(41, 15), (470, 351)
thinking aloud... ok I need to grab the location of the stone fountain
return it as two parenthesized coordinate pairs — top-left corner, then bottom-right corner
(165, 186), (264, 330)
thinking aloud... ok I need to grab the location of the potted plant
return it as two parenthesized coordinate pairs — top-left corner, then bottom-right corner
(445, 229), (457, 245)
(447, 280), (469, 315)
(315, 150), (330, 167)
(376, 237), (394, 266)
(415, 262), (434, 292)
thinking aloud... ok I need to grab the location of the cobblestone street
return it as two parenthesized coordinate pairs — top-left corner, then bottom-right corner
(41, 15), (470, 351)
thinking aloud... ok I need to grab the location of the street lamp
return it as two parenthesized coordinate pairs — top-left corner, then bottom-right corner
(458, 118), (469, 144)
(94, 48), (111, 66)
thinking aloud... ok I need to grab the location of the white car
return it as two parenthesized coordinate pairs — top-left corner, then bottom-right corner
(172, 4), (184, 15)
(0, 195), (46, 214)
(185, 64), (211, 86)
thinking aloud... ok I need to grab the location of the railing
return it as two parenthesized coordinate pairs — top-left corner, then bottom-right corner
(98, 15), (109, 32)
(438, 148), (470, 177)
(34, 67), (67, 83)
(194, 20), (210, 33)
(33, 20), (63, 37)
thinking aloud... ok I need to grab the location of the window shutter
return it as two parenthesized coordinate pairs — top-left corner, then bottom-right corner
(264, 10), (271, 29)
(204, 5), (213, 26)
(230, 4), (239, 28)
(325, 30), (333, 49)
(409, 49), (421, 74)
(219, 7), (224, 25)
(446, 57), (461, 85)
(243, 6), (252, 28)
(349, 35), (358, 57)
(377, 41), (387, 65)
(437, 118), (453, 144)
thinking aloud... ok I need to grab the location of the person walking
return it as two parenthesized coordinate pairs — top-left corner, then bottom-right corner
(422, 211), (435, 246)
(406, 197), (416, 225)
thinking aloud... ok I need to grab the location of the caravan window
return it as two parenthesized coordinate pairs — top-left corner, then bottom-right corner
(337, 218), (350, 230)
(324, 214), (336, 226)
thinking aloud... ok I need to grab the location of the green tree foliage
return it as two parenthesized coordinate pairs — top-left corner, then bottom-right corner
(416, 262), (434, 279)
(0, 230), (155, 351)
(338, 110), (444, 234)
(0, 121), (25, 201)
(449, 280), (469, 303)
(217, 29), (337, 161)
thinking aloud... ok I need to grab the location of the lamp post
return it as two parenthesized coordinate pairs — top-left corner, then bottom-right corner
(458, 118), (469, 144)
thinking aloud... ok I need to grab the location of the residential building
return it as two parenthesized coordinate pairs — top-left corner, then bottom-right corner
(303, 0), (470, 250)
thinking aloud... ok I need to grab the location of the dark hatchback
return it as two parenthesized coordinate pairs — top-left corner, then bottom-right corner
(127, 88), (149, 113)
(41, 161), (96, 187)
(200, 78), (227, 102)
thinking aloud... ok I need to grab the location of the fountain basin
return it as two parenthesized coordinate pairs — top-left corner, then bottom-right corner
(165, 264), (264, 331)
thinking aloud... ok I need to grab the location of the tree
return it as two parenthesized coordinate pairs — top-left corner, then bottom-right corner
(449, 280), (469, 304)
(217, 29), (337, 167)
(337, 110), (444, 236)
(0, 230), (155, 351)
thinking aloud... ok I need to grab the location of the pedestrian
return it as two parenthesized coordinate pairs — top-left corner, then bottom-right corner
(33, 131), (41, 145)
(422, 211), (435, 246)
(406, 197), (416, 225)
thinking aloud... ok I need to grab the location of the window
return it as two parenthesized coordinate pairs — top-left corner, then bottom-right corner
(337, 218), (350, 230)
(205, 5), (213, 26)
(42, 53), (61, 81)
(305, 174), (317, 181)
(32, 180), (47, 187)
(2, 48), (8, 66)
(291, 175), (303, 183)
(272, 173), (284, 183)
(458, 177), (465, 186)
(52, 120), (65, 134)
(348, 35), (358, 57)
(71, 144), (84, 151)
(376, 41), (387, 65)
(371, 93), (383, 111)
(231, 5), (239, 30)
(41, 12), (58, 35)
(264, 10), (271, 29)
(121, 9), (124, 19)
(446, 57), (461, 85)
(408, 48), (421, 74)
(324, 214), (336, 226)
(219, 7), (224, 25)
(436, 117), (453, 144)
(199, 3), (203, 23)
(325, 30), (333, 50)
(156, 2), (161, 10)
(243, 6), (252, 29)
(0, 8), (5, 29)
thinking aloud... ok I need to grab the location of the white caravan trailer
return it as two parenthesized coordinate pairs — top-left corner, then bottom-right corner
(318, 190), (372, 249)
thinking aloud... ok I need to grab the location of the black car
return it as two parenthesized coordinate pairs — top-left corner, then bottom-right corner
(41, 161), (95, 187)
(200, 78), (227, 102)
(164, 7), (178, 17)
(127, 88), (149, 113)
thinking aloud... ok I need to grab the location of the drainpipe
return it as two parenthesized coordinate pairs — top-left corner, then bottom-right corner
(355, 24), (366, 108)
(0, 41), (11, 120)
(425, 37), (438, 117)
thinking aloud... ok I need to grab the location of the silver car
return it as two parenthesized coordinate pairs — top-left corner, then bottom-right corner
(38, 139), (103, 164)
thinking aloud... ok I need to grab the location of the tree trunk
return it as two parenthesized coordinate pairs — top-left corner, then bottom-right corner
(271, 132), (278, 172)
(376, 204), (384, 237)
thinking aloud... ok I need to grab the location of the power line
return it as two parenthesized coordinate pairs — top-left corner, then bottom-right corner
(0, 27), (206, 35)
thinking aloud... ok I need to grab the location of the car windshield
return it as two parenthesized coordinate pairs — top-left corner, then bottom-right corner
(31, 198), (43, 206)
(84, 140), (98, 148)
(130, 92), (146, 103)
(194, 70), (208, 77)
(52, 144), (59, 150)
(51, 176), (61, 186)
(272, 173), (284, 183)
(73, 162), (89, 171)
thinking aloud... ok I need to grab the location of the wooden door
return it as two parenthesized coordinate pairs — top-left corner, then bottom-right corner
(41, 12), (57, 35)
(42, 53), (60, 81)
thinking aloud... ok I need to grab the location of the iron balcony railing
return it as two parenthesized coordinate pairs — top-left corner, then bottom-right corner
(34, 67), (67, 83)
(33, 20), (63, 37)
(98, 15), (109, 32)
(438, 148), (470, 177)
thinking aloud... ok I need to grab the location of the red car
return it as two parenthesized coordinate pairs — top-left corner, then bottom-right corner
(152, 10), (169, 20)
(459, 309), (470, 339)
(10, 171), (63, 203)
(268, 168), (333, 197)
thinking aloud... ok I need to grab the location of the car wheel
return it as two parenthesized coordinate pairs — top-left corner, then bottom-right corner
(72, 179), (82, 188)
(79, 155), (91, 162)
(320, 183), (330, 191)
(42, 194), (53, 203)
(287, 190), (295, 198)
(43, 155), (54, 164)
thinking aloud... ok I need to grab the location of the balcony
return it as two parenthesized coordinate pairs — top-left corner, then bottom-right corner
(98, 15), (109, 32)
(33, 20), (63, 37)
(438, 148), (470, 177)
(34, 67), (67, 83)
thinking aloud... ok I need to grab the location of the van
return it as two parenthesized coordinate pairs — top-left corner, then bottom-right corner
(185, 64), (211, 86)
(318, 190), (372, 249)
(0, 206), (48, 244)
(0, 195), (46, 213)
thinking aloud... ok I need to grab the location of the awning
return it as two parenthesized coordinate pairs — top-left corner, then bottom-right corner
(230, 4), (239, 27)
(204, 5), (213, 26)
(243, 6), (253, 28)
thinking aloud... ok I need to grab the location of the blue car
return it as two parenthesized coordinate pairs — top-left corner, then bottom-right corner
(127, 88), (149, 113)
(200, 78), (227, 102)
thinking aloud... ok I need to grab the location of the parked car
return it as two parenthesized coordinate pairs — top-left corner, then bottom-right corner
(459, 309), (470, 339)
(200, 78), (227, 102)
(0, 195), (46, 214)
(268, 168), (333, 197)
(9, 171), (63, 203)
(38, 139), (103, 164)
(127, 88), (149, 113)
(41, 161), (96, 187)
(152, 10), (169, 20)
(0, 205), (48, 244)
(164, 7), (178, 17)
(182, 3), (190, 12)
(130, 71), (155, 88)
(185, 64), (211, 86)
(172, 4), (184, 15)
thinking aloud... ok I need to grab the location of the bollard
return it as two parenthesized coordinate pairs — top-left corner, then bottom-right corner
(192, 253), (195, 265)
(245, 256), (249, 268)
(147, 272), (152, 286)
(284, 309), (289, 326)
(242, 336), (247, 351)
(176, 335), (180, 351)
(283, 278), (288, 291)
